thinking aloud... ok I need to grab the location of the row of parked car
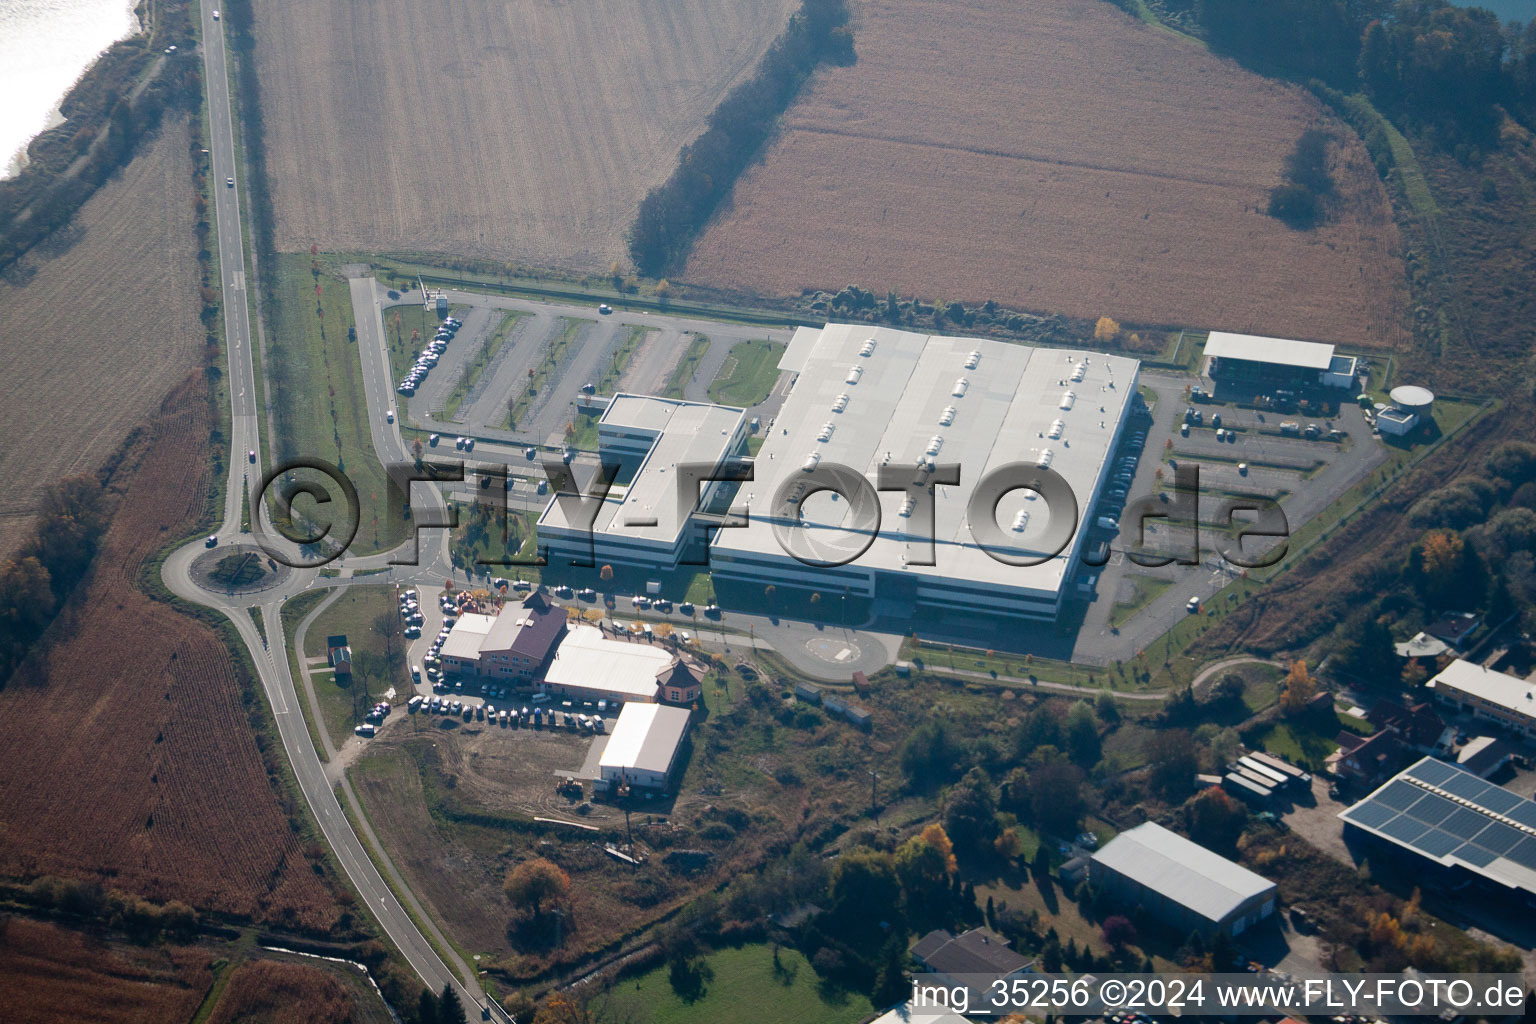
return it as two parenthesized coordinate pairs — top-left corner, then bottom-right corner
(408, 696), (607, 734)
(397, 316), (461, 396)
(1096, 426), (1148, 531)
(354, 700), (393, 737)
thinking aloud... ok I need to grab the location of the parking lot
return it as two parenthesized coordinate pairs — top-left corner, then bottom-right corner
(1072, 369), (1389, 664)
(382, 285), (795, 451)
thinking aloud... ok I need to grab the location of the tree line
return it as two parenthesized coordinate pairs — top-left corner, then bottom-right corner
(1175, 0), (1536, 148)
(627, 0), (854, 276)
(0, 477), (109, 685)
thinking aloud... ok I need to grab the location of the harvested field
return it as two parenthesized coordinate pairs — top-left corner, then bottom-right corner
(254, 0), (798, 268)
(0, 378), (343, 933)
(685, 0), (1408, 348)
(0, 117), (202, 558)
(0, 918), (213, 1024)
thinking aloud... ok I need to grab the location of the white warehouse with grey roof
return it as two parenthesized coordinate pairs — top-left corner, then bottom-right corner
(708, 323), (1140, 620)
(1089, 821), (1277, 936)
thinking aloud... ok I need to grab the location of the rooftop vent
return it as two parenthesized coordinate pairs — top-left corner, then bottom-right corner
(846, 366), (863, 385)
(1011, 510), (1030, 532)
(1071, 361), (1087, 382)
(1059, 390), (1076, 410)
(952, 377), (970, 397)
(964, 350), (981, 369)
(1036, 448), (1054, 469)
(801, 452), (821, 472)
(817, 423), (835, 442)
(1047, 418), (1065, 440)
(939, 405), (957, 426)
(832, 393), (849, 413)
(859, 339), (877, 356)
(925, 435), (944, 456)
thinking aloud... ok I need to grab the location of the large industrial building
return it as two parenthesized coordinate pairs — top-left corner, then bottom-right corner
(1339, 757), (1536, 907)
(538, 394), (748, 570)
(1089, 821), (1277, 936)
(708, 324), (1141, 620)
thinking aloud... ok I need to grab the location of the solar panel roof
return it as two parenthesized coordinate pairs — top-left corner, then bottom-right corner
(1480, 787), (1523, 815)
(1509, 838), (1536, 870)
(1443, 772), (1493, 802)
(1404, 793), (1456, 826)
(1339, 757), (1536, 898)
(1443, 805), (1493, 838)
(1413, 829), (1463, 858)
(1408, 758), (1459, 786)
(1377, 779), (1423, 810)
(1344, 801), (1396, 830)
(1382, 815), (1431, 845)
(1455, 843), (1497, 868)
(1472, 821), (1524, 856)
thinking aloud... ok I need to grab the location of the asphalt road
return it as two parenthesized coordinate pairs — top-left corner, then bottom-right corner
(172, 8), (496, 1019)
(201, 3), (259, 536)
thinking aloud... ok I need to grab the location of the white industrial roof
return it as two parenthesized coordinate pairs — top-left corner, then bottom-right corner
(1429, 660), (1536, 717)
(1091, 821), (1275, 925)
(542, 624), (671, 699)
(599, 702), (691, 775)
(870, 1006), (970, 1024)
(711, 324), (1139, 596)
(538, 395), (745, 545)
(1205, 331), (1336, 371)
(439, 613), (496, 662)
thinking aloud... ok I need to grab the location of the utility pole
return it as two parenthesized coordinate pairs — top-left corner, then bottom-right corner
(868, 769), (881, 820)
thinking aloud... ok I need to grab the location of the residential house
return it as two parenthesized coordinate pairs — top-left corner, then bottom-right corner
(1328, 730), (1407, 789)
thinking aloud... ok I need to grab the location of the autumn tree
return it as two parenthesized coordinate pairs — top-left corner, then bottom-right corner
(1280, 660), (1317, 716)
(599, 564), (614, 582)
(943, 767), (1000, 856)
(1102, 915), (1138, 950)
(1094, 316), (1121, 341)
(1407, 529), (1486, 610)
(895, 823), (958, 901)
(1184, 787), (1248, 853)
(504, 857), (570, 919)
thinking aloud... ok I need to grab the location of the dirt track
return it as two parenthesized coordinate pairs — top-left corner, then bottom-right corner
(254, 0), (797, 269)
(685, 0), (1408, 348)
(0, 118), (201, 558)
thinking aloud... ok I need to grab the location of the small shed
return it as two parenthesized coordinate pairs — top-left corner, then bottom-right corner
(326, 634), (352, 677)
(794, 682), (822, 705)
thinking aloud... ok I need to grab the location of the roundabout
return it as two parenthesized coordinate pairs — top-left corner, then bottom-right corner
(188, 544), (292, 595)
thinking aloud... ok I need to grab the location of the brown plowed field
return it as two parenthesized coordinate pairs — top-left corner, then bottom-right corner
(0, 917), (213, 1024)
(0, 377), (341, 933)
(684, 0), (1407, 348)
(254, 0), (797, 268)
(0, 118), (202, 559)
(205, 960), (360, 1024)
